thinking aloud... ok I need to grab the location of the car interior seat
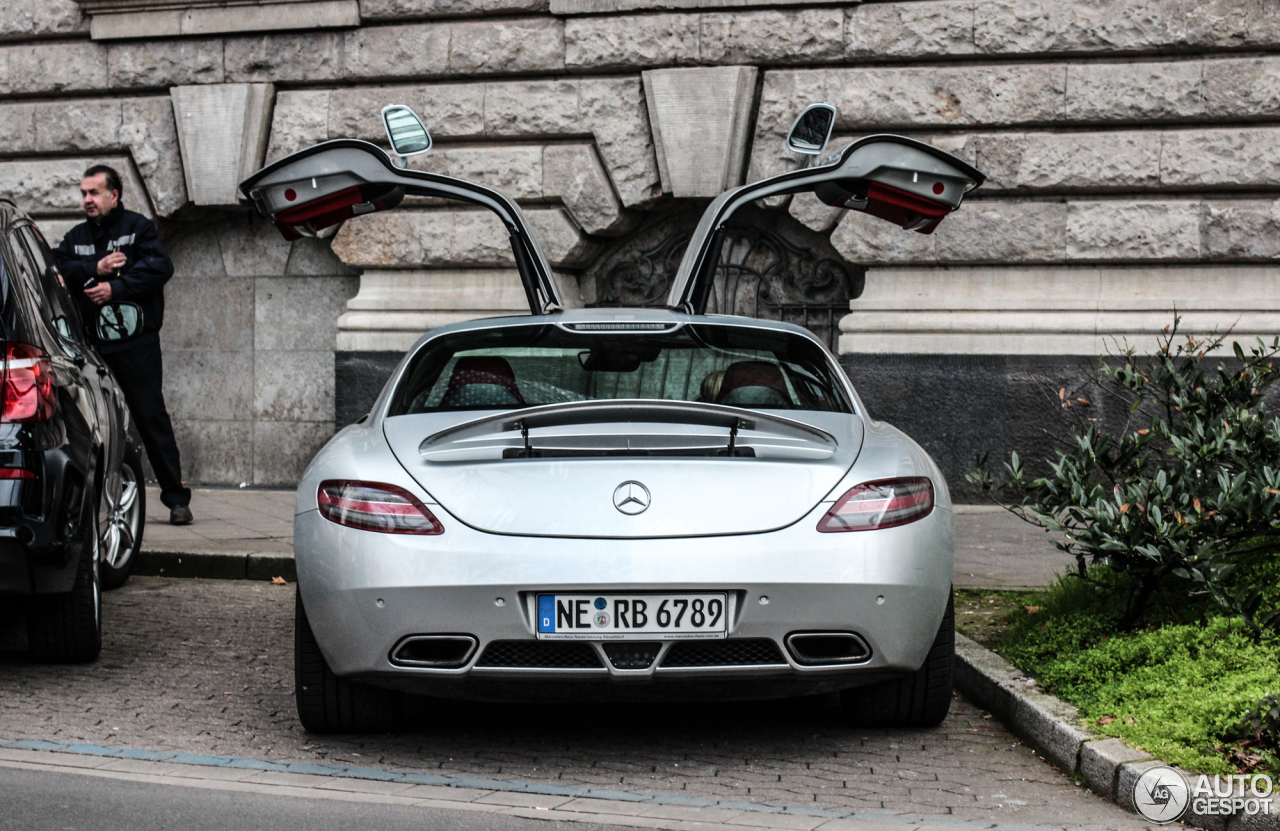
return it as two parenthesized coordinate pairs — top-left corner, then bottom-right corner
(714, 361), (792, 408)
(439, 356), (526, 409)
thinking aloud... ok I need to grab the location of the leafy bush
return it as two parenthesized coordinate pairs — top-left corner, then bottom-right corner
(969, 320), (1280, 631)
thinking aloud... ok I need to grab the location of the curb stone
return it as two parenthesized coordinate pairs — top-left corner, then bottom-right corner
(955, 633), (1278, 831)
(134, 550), (297, 582)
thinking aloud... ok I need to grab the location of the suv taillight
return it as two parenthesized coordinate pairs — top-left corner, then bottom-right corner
(1, 343), (55, 423)
(317, 480), (444, 535)
(817, 477), (934, 532)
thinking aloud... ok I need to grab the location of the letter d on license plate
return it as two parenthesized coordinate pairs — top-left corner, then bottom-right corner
(536, 594), (727, 640)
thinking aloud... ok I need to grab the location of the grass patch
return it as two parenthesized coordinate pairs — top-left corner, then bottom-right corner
(987, 557), (1280, 775)
(954, 588), (1038, 647)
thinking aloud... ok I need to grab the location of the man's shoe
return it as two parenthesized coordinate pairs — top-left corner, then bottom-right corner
(170, 505), (194, 526)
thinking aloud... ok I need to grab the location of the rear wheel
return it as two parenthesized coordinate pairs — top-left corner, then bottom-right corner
(26, 491), (102, 663)
(840, 592), (953, 727)
(100, 443), (145, 591)
(295, 590), (403, 733)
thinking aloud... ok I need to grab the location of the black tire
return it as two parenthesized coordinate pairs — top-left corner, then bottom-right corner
(26, 492), (102, 663)
(295, 590), (403, 734)
(101, 442), (146, 591)
(840, 592), (954, 728)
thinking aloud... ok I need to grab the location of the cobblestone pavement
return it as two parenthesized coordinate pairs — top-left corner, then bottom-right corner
(0, 578), (1151, 830)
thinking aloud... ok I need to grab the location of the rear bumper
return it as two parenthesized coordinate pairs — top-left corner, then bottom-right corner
(295, 502), (954, 700)
(0, 448), (88, 596)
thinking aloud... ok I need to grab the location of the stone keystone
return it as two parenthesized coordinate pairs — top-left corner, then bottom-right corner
(172, 83), (276, 208)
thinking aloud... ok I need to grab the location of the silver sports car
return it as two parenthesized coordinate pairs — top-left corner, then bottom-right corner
(240, 104), (986, 733)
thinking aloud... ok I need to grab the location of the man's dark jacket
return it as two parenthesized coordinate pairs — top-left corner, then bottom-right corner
(53, 205), (173, 355)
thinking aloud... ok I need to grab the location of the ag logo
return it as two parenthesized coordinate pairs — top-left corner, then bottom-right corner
(1133, 765), (1190, 823)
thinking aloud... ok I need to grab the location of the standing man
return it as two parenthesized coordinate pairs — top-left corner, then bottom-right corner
(54, 165), (194, 525)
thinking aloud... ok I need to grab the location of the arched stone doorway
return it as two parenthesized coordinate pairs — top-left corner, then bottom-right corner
(582, 204), (864, 351)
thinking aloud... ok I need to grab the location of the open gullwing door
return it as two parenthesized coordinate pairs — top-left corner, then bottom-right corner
(238, 139), (564, 314)
(668, 133), (986, 314)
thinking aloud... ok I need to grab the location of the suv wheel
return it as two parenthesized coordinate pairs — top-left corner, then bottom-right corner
(26, 491), (103, 663)
(295, 590), (402, 734)
(840, 592), (954, 728)
(101, 443), (146, 590)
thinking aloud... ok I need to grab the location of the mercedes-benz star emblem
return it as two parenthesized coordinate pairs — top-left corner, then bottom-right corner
(613, 481), (651, 515)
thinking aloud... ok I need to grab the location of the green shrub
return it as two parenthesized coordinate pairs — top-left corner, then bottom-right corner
(969, 320), (1280, 632)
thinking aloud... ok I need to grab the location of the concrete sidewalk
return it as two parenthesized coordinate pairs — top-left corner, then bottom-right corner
(140, 487), (1076, 589)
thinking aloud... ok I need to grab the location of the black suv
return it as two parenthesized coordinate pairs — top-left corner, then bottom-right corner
(0, 199), (145, 663)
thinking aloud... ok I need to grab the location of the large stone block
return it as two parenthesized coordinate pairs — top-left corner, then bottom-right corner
(846, 0), (976, 59)
(0, 103), (36, 153)
(580, 77), (662, 208)
(344, 268), (530, 311)
(789, 192), (842, 233)
(285, 238), (360, 276)
(254, 349), (335, 422)
(224, 32), (344, 84)
(483, 79), (582, 136)
(360, 0), (549, 18)
(172, 83), (275, 207)
(643, 66), (756, 198)
(343, 23), (451, 80)
(162, 274), (254, 351)
(165, 224), (227, 278)
(936, 201), (1067, 263)
(333, 209), (507, 267)
(974, 131), (1161, 191)
(1161, 128), (1280, 188)
(0, 41), (108, 95)
(699, 8), (842, 64)
(33, 99), (122, 153)
(255, 275), (359, 350)
(330, 84), (426, 143)
(421, 83), (487, 137)
(0, 157), (147, 218)
(0, 0), (86, 41)
(1203, 58), (1280, 121)
(830, 210), (938, 265)
(415, 144), (544, 200)
(448, 17), (565, 74)
(163, 348), (254, 421)
(107, 39), (224, 88)
(121, 96), (188, 216)
(526, 207), (602, 267)
(172, 419), (252, 485)
(1064, 61), (1202, 122)
(218, 215), (292, 276)
(265, 90), (331, 163)
(1201, 200), (1280, 261)
(565, 13), (699, 70)
(253, 421), (335, 487)
(543, 142), (631, 235)
(1066, 201), (1201, 261)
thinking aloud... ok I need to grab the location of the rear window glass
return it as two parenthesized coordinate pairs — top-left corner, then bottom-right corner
(389, 323), (851, 415)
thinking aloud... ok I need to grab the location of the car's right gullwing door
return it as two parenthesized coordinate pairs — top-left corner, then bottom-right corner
(238, 139), (564, 315)
(668, 134), (986, 314)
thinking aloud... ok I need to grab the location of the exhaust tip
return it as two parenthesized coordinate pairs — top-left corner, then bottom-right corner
(390, 635), (477, 668)
(785, 632), (871, 666)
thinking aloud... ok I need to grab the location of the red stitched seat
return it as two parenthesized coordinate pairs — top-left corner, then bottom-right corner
(714, 361), (792, 408)
(440, 356), (525, 408)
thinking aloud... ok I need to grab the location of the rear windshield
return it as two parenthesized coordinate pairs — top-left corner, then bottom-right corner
(389, 323), (851, 415)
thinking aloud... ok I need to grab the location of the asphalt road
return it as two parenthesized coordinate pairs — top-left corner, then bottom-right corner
(0, 578), (1150, 830)
(0, 764), (623, 831)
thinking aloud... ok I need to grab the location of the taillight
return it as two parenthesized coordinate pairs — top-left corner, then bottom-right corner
(817, 477), (934, 532)
(2, 343), (55, 423)
(0, 469), (34, 479)
(317, 480), (444, 535)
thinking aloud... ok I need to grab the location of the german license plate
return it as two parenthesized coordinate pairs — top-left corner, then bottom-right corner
(536, 594), (727, 640)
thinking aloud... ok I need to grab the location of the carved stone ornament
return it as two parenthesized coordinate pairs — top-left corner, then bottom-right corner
(583, 204), (864, 350)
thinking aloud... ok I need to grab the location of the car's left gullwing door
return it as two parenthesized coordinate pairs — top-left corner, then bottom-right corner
(239, 139), (564, 315)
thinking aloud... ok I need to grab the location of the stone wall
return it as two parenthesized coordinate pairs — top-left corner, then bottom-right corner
(3, 0), (1280, 490)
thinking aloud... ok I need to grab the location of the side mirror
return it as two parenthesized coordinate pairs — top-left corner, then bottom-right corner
(786, 104), (837, 159)
(96, 302), (143, 343)
(382, 105), (432, 164)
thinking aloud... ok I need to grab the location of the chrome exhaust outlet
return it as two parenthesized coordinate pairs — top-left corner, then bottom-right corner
(390, 635), (478, 668)
(785, 632), (871, 666)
